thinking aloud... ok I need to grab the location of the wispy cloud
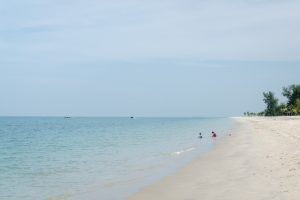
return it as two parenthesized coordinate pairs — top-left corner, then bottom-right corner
(1, 0), (300, 64)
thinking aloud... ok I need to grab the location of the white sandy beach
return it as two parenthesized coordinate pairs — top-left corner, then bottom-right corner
(129, 117), (300, 200)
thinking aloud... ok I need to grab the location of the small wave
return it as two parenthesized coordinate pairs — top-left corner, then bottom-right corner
(171, 147), (196, 156)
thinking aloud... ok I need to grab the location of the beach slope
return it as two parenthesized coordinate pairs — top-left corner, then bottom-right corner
(129, 117), (300, 200)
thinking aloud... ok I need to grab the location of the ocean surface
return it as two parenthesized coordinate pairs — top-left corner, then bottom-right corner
(0, 117), (233, 200)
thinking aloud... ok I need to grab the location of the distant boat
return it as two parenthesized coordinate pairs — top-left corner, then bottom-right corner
(64, 117), (71, 119)
(130, 116), (134, 119)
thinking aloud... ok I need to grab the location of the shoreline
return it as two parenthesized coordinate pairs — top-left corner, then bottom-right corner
(128, 117), (300, 200)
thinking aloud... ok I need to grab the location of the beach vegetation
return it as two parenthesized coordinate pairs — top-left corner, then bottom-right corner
(282, 85), (300, 107)
(243, 111), (264, 116)
(245, 84), (300, 116)
(263, 91), (279, 116)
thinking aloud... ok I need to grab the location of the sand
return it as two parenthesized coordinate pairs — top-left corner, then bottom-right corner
(129, 117), (300, 200)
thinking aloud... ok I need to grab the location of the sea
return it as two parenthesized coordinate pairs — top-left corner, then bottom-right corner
(0, 117), (233, 200)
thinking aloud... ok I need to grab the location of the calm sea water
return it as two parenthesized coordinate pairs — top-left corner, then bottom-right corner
(0, 117), (233, 200)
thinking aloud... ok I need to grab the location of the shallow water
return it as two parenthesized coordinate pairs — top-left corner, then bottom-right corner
(0, 117), (233, 200)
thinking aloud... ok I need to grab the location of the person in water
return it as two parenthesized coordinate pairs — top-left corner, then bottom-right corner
(199, 132), (203, 139)
(212, 131), (217, 137)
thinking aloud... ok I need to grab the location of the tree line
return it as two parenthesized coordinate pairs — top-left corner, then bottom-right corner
(244, 84), (300, 116)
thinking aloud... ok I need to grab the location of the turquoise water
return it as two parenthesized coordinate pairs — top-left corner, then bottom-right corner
(0, 117), (233, 200)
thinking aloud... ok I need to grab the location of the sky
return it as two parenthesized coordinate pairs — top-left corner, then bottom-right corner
(0, 0), (300, 117)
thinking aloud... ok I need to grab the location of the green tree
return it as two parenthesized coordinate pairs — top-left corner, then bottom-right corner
(282, 85), (300, 107)
(277, 103), (288, 115)
(263, 91), (279, 116)
(295, 99), (300, 114)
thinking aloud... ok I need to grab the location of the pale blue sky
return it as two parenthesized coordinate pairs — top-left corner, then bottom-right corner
(0, 0), (300, 116)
